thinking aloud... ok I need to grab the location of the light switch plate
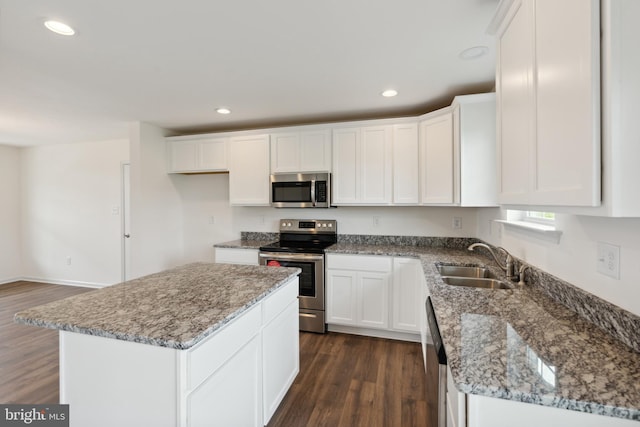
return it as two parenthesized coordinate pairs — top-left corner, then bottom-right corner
(597, 242), (620, 279)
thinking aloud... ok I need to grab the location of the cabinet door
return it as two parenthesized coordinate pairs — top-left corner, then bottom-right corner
(420, 112), (455, 204)
(262, 301), (299, 424)
(496, 0), (533, 205)
(168, 140), (198, 172)
(270, 133), (300, 173)
(299, 130), (331, 172)
(530, 0), (600, 206)
(229, 135), (270, 205)
(188, 335), (262, 427)
(199, 138), (228, 171)
(357, 271), (390, 329)
(392, 258), (422, 332)
(332, 128), (360, 204)
(360, 126), (392, 204)
(393, 123), (420, 204)
(326, 269), (358, 325)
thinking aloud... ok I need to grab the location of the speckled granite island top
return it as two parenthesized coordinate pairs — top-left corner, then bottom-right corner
(14, 263), (300, 350)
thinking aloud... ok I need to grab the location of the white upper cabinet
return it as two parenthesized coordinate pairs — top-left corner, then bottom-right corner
(228, 134), (270, 206)
(490, 0), (601, 207)
(270, 130), (331, 173)
(166, 137), (228, 173)
(419, 109), (455, 205)
(454, 93), (498, 207)
(332, 125), (392, 205)
(393, 123), (420, 204)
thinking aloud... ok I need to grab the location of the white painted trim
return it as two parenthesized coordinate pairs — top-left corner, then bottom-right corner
(18, 277), (109, 288)
(327, 324), (420, 343)
(0, 277), (22, 285)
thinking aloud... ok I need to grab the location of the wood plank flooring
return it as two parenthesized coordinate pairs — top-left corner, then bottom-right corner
(2, 282), (428, 426)
(0, 281), (92, 403)
(268, 332), (428, 427)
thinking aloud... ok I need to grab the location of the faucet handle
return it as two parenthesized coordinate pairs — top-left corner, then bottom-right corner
(518, 264), (530, 286)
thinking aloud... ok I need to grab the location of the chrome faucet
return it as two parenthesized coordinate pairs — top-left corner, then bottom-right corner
(467, 243), (515, 280)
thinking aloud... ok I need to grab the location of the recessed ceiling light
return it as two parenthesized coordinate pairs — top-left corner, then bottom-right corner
(381, 89), (398, 98)
(216, 108), (231, 115)
(459, 46), (489, 60)
(44, 20), (76, 36)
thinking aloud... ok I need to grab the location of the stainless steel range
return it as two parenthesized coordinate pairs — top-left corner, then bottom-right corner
(258, 219), (337, 333)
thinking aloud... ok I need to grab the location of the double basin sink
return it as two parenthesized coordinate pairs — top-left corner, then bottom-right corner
(436, 265), (514, 290)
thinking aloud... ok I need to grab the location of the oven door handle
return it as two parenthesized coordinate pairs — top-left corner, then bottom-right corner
(310, 178), (316, 207)
(259, 252), (324, 262)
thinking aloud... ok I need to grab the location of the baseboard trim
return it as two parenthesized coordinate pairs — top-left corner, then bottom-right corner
(0, 277), (23, 286)
(327, 324), (421, 343)
(15, 277), (108, 289)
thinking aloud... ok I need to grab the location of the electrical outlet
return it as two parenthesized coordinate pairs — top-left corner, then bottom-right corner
(208, 216), (215, 225)
(66, 256), (72, 266)
(111, 206), (120, 215)
(452, 217), (462, 229)
(372, 216), (380, 227)
(597, 242), (620, 279)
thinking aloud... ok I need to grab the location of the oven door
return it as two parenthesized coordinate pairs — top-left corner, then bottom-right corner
(258, 252), (324, 311)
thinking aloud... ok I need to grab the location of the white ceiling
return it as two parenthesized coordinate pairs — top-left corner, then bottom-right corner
(0, 0), (498, 147)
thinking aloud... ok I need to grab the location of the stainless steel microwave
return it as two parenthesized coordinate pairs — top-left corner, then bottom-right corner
(270, 173), (331, 208)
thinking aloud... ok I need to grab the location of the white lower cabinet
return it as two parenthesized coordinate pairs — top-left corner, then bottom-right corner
(326, 254), (423, 339)
(326, 255), (391, 329)
(392, 258), (423, 333)
(214, 247), (259, 265)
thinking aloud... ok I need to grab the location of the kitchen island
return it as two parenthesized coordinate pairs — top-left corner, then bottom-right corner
(15, 262), (301, 427)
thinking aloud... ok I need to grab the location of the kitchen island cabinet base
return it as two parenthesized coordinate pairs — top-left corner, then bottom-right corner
(59, 277), (299, 427)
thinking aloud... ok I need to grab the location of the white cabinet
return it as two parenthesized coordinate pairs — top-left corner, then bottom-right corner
(326, 254), (391, 330)
(332, 125), (393, 205)
(446, 366), (466, 427)
(214, 248), (259, 265)
(270, 130), (331, 173)
(393, 123), (420, 204)
(392, 258), (423, 333)
(453, 93), (498, 207)
(327, 254), (425, 338)
(467, 393), (636, 427)
(166, 137), (228, 173)
(420, 109), (455, 204)
(228, 134), (270, 206)
(418, 94), (497, 207)
(490, 0), (601, 207)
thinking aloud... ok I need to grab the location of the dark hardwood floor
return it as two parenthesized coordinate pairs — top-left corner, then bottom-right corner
(2, 282), (428, 426)
(268, 332), (428, 427)
(0, 281), (92, 403)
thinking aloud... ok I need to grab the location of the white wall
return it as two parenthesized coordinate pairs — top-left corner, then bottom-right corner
(477, 208), (640, 316)
(0, 145), (22, 283)
(128, 122), (184, 278)
(20, 139), (129, 287)
(176, 173), (479, 262)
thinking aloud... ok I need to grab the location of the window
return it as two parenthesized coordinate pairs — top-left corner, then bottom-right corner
(500, 210), (562, 243)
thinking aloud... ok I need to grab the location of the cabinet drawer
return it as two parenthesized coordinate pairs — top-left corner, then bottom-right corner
(214, 248), (259, 265)
(326, 254), (392, 272)
(187, 304), (261, 390)
(263, 278), (299, 325)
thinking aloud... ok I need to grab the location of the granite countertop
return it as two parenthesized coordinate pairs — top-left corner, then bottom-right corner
(14, 263), (300, 350)
(213, 237), (640, 420)
(324, 242), (640, 421)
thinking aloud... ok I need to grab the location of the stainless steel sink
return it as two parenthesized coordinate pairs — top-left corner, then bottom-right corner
(440, 276), (513, 290)
(437, 265), (490, 278)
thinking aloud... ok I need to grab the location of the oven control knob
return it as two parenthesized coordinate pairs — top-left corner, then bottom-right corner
(287, 222), (292, 227)
(322, 223), (327, 227)
(281, 222), (286, 227)
(328, 223), (333, 227)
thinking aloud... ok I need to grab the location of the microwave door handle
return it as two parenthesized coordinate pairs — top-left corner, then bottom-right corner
(311, 179), (316, 207)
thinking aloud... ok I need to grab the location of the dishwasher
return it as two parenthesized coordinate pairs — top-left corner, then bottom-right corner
(426, 297), (447, 427)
